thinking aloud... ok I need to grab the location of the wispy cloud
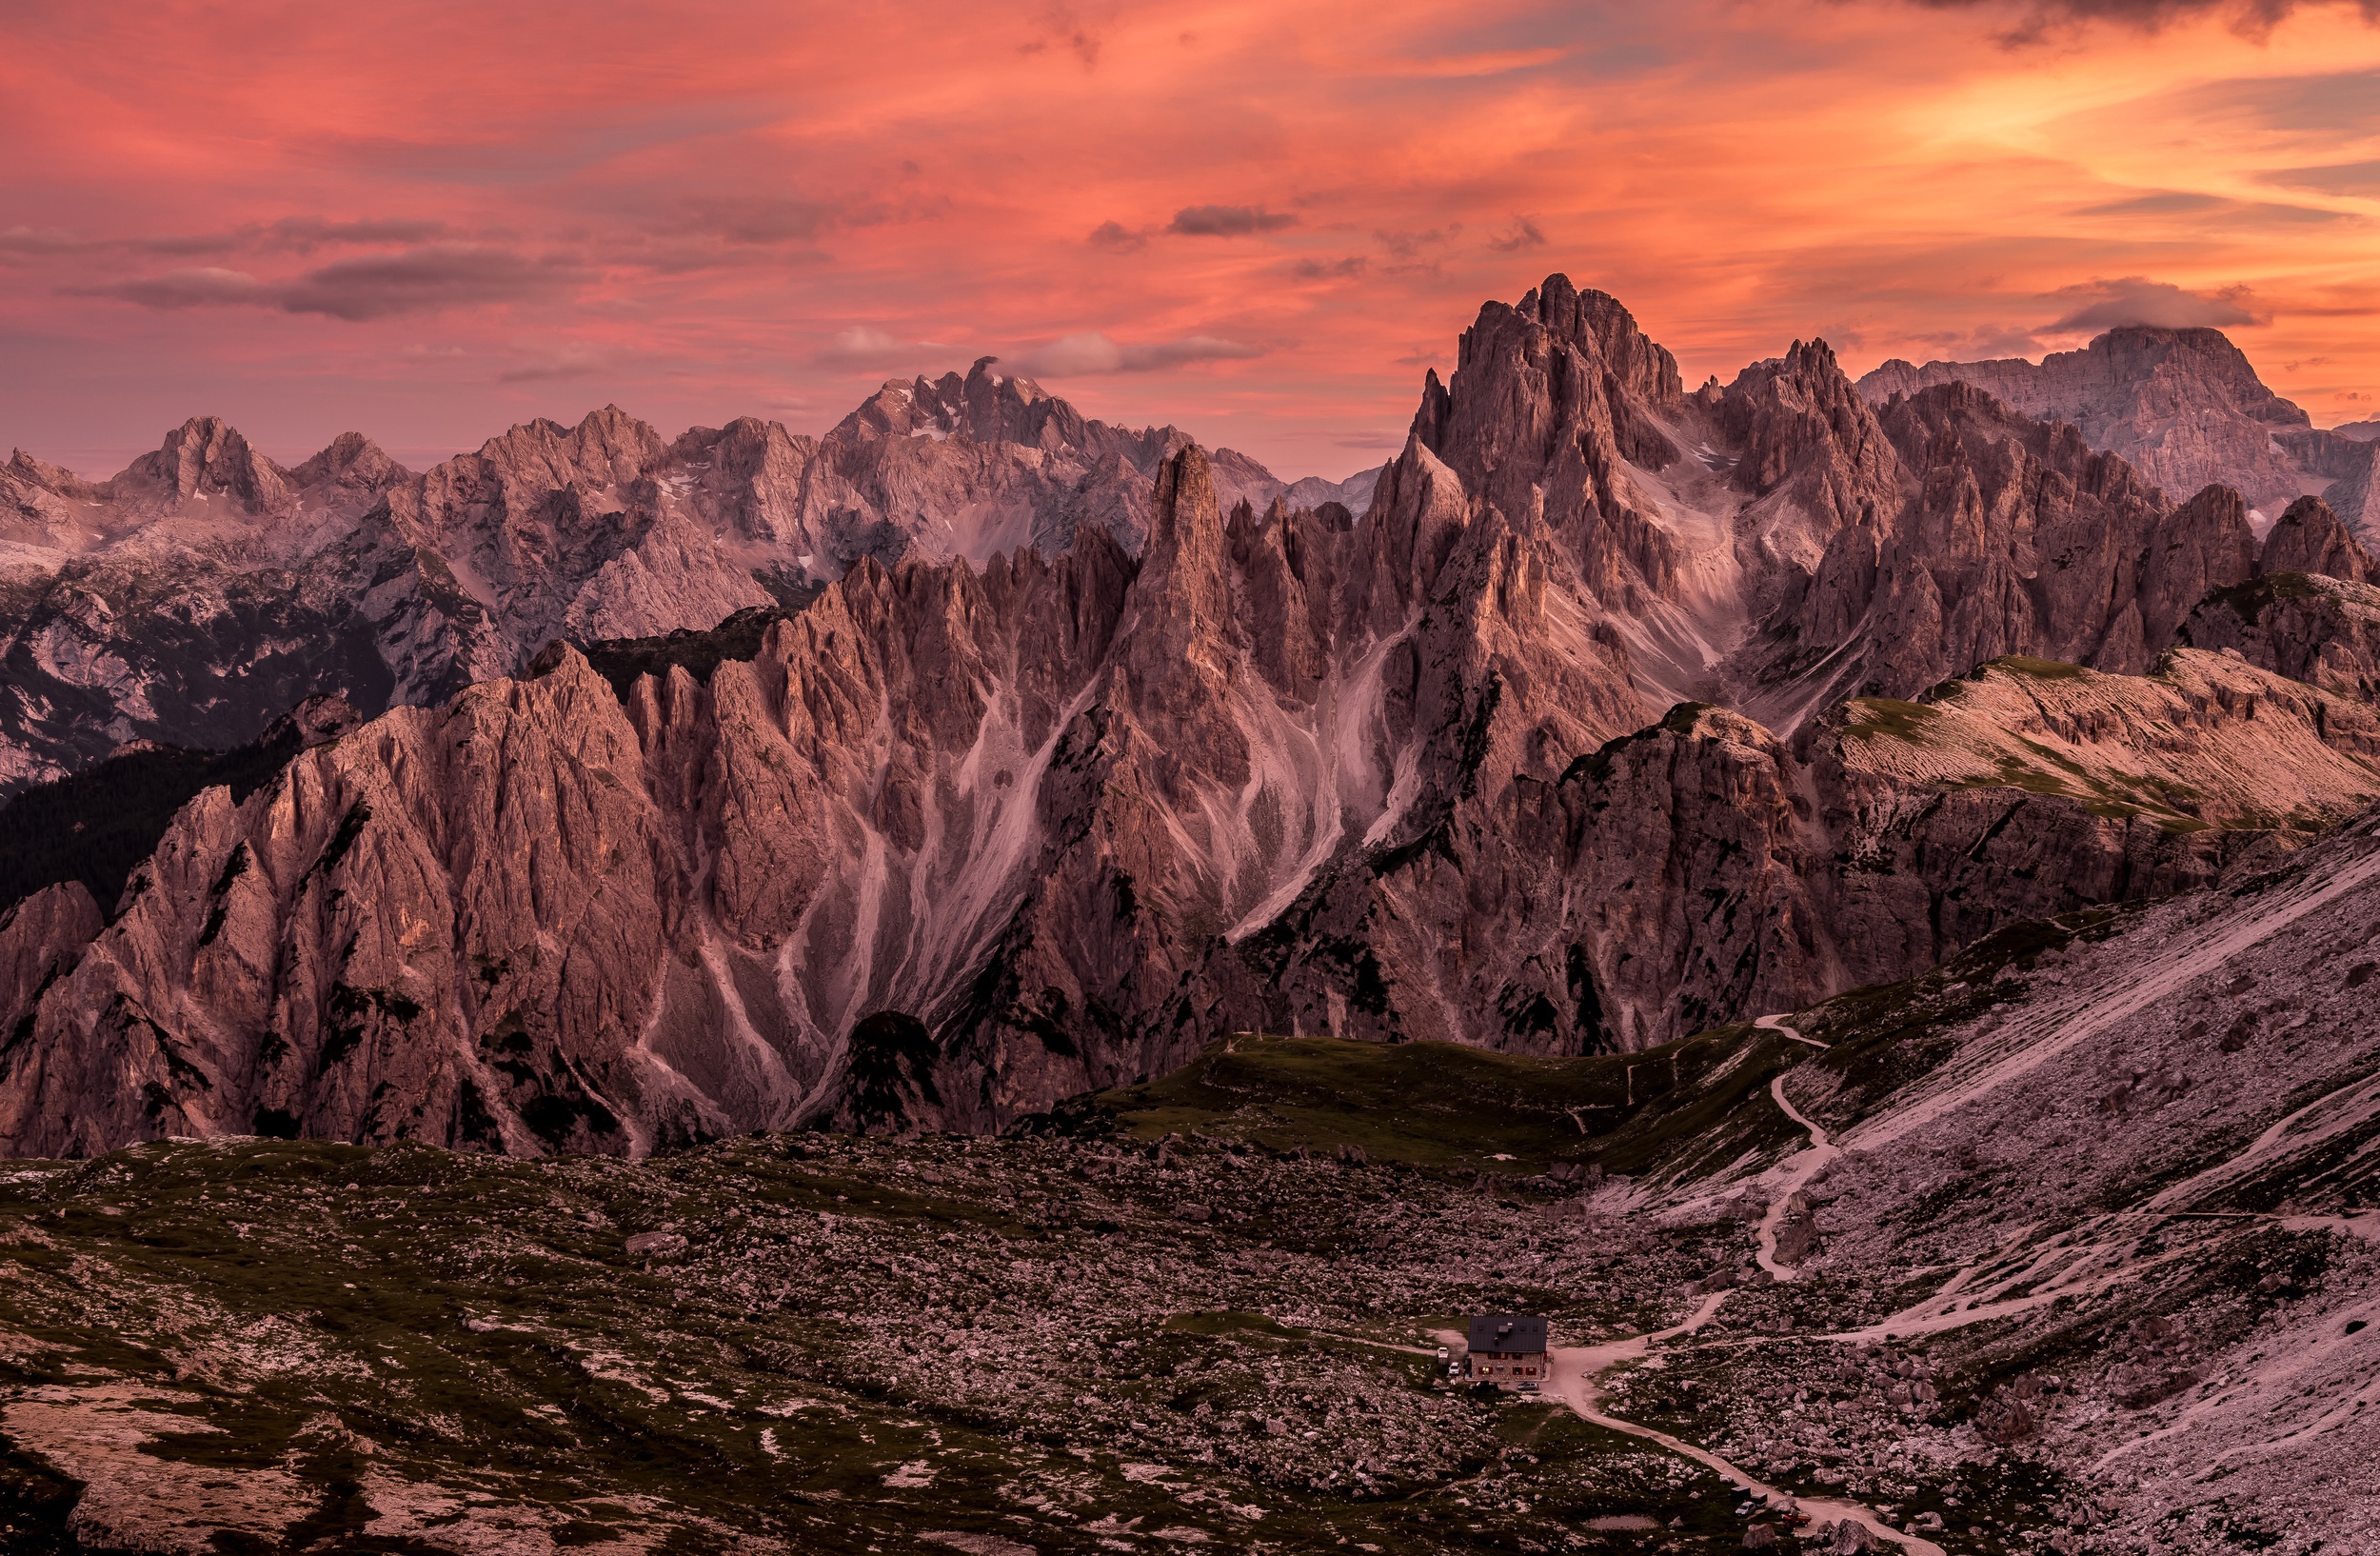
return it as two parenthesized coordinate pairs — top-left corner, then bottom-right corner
(280, 244), (576, 319)
(1904, 0), (2380, 44)
(2261, 157), (2380, 194)
(85, 267), (270, 308)
(264, 217), (448, 251)
(2, 217), (446, 265)
(1013, 331), (1261, 375)
(498, 345), (614, 382)
(10, 0), (2380, 474)
(1018, 2), (1110, 67)
(679, 196), (858, 245)
(1487, 218), (1547, 252)
(817, 327), (957, 372)
(1087, 220), (1149, 252)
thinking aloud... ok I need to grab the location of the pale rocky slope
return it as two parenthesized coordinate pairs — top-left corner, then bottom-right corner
(1829, 650), (2380, 833)
(1690, 803), (2380, 1553)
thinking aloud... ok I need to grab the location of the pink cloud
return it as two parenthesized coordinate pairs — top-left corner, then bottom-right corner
(3, 0), (2380, 477)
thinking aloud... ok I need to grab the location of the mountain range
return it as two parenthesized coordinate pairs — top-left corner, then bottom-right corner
(3, 275), (2377, 1157)
(1858, 328), (2380, 539)
(0, 361), (1380, 794)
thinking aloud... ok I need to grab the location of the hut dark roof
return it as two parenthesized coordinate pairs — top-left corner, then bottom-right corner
(1466, 1314), (1547, 1353)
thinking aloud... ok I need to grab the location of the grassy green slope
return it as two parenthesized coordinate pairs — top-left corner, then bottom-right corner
(1043, 1024), (1812, 1185)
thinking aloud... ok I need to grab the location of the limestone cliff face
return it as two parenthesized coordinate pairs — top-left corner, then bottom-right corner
(12, 438), (2373, 1155)
(0, 438), (1657, 1150)
(2257, 495), (2375, 585)
(1748, 383), (2259, 715)
(1204, 648), (2380, 1061)
(2317, 438), (2380, 548)
(2179, 570), (2380, 702)
(0, 883), (100, 1046)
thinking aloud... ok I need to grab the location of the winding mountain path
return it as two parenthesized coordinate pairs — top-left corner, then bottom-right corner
(1505, 838), (2380, 1535)
(1478, 1016), (1942, 1554)
(1756, 1012), (1831, 1050)
(1751, 1017), (1841, 1284)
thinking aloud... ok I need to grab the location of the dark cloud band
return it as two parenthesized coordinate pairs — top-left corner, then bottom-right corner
(1905, 0), (2380, 40)
(1168, 205), (1299, 237)
(71, 243), (578, 321)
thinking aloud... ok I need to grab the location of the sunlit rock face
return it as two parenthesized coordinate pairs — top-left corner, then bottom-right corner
(10, 275), (2380, 1153)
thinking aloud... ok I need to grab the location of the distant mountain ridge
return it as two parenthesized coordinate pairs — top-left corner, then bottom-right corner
(0, 365), (1384, 793)
(1856, 326), (2380, 540)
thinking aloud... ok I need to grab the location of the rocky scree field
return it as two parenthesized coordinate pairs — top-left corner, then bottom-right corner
(5, 795), (2379, 1556)
(0, 1042), (1807, 1556)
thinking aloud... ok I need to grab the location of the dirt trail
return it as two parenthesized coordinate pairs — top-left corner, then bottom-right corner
(1755, 1012), (1830, 1050)
(1509, 841), (2380, 1528)
(1541, 1338), (1945, 1556)
(1753, 1033), (1840, 1284)
(1456, 1019), (1941, 1554)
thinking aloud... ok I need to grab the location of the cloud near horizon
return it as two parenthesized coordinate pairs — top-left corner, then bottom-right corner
(1906, 0), (2380, 42)
(2042, 276), (2266, 332)
(1167, 205), (1300, 237)
(1013, 332), (1262, 375)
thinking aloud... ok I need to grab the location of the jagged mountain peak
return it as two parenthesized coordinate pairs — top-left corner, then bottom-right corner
(285, 429), (412, 494)
(457, 403), (669, 490)
(2261, 493), (2375, 585)
(108, 413), (290, 509)
(1861, 323), (2308, 419)
(1875, 377), (2112, 489)
(832, 355), (1095, 453)
(1717, 336), (1897, 508)
(5, 421), (410, 518)
(13, 272), (2380, 1165)
(1419, 273), (1692, 510)
(5, 448), (104, 499)
(1729, 335), (1848, 386)
(1508, 272), (1686, 412)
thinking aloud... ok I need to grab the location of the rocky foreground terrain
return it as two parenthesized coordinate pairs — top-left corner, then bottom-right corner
(0, 801), (2371, 1554)
(4, 272), (2378, 1547)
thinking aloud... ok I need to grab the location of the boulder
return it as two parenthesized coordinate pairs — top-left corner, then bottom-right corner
(625, 1230), (687, 1260)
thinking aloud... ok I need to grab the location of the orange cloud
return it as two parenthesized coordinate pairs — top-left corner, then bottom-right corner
(3, 0), (2379, 478)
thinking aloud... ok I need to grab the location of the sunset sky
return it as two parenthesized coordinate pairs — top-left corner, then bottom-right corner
(6, 0), (2380, 480)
